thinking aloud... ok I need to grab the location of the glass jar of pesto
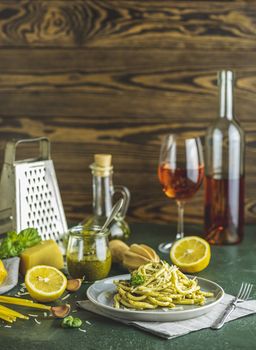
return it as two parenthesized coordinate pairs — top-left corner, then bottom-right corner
(66, 225), (112, 281)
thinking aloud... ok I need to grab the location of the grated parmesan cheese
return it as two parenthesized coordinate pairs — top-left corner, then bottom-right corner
(78, 328), (86, 333)
(17, 292), (29, 296)
(61, 293), (71, 301)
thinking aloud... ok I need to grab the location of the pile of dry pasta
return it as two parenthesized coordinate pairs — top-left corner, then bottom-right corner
(113, 260), (213, 310)
(0, 295), (50, 323)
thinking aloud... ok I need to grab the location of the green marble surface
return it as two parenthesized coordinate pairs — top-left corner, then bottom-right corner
(1, 223), (256, 350)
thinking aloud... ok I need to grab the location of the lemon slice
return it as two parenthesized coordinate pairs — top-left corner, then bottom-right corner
(25, 265), (67, 302)
(0, 259), (7, 285)
(170, 236), (211, 273)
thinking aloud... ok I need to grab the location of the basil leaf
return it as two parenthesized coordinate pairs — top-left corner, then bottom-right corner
(0, 228), (41, 259)
(130, 273), (145, 287)
(61, 316), (82, 328)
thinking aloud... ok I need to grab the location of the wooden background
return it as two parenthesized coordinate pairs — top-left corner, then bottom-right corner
(0, 0), (255, 227)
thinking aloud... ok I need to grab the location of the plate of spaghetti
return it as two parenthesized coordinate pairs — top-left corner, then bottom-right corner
(87, 261), (224, 322)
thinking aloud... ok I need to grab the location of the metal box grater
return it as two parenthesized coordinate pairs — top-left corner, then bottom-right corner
(0, 137), (68, 245)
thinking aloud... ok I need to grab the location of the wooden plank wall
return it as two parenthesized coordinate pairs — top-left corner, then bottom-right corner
(0, 0), (255, 227)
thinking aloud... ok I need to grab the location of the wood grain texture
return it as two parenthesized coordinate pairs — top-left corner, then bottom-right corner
(0, 0), (255, 227)
(0, 1), (256, 49)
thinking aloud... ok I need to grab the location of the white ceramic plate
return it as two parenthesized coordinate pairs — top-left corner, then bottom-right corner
(87, 274), (224, 322)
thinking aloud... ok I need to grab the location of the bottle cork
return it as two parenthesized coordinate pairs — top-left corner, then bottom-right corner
(91, 154), (113, 176)
(94, 154), (112, 168)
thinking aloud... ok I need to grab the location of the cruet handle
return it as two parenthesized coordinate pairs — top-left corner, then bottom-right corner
(112, 185), (130, 220)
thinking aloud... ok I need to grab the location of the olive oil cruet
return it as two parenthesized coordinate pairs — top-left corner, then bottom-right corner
(82, 154), (131, 240)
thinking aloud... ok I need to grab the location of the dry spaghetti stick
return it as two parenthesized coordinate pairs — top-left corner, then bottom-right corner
(0, 296), (51, 311)
(0, 296), (33, 305)
(25, 302), (51, 311)
(0, 305), (29, 320)
(0, 300), (50, 310)
(0, 308), (19, 320)
(0, 312), (15, 323)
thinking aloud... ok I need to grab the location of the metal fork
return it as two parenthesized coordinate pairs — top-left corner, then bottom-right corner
(211, 282), (253, 330)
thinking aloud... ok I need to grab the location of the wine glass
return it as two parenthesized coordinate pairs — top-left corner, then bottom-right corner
(158, 134), (204, 253)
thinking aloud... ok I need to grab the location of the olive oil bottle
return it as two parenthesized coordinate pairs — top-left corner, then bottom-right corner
(82, 154), (131, 240)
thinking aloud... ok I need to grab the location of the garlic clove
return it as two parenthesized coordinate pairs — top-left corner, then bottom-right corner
(51, 304), (71, 318)
(66, 279), (82, 292)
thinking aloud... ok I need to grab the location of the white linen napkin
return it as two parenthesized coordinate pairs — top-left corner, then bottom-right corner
(0, 257), (20, 295)
(77, 294), (256, 339)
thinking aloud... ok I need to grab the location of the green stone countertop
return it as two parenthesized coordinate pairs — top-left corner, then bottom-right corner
(1, 223), (256, 350)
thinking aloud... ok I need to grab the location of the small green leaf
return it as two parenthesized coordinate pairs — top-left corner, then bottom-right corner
(130, 273), (145, 287)
(0, 228), (41, 259)
(61, 316), (82, 328)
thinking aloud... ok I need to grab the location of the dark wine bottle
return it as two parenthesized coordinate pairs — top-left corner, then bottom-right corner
(204, 70), (245, 245)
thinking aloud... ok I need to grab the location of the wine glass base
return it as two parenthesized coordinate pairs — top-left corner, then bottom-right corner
(158, 242), (173, 254)
(158, 234), (183, 254)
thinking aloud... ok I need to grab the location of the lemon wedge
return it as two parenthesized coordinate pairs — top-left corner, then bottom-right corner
(170, 236), (211, 273)
(0, 259), (7, 285)
(25, 265), (67, 302)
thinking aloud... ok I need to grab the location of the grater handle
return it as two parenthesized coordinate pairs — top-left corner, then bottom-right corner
(4, 137), (51, 164)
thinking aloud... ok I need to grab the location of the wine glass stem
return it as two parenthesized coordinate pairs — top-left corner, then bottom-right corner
(176, 200), (185, 240)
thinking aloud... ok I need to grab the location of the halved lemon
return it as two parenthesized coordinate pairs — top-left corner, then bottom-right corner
(0, 259), (7, 285)
(170, 236), (211, 273)
(25, 265), (67, 302)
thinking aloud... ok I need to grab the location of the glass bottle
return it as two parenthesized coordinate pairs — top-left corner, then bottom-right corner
(82, 154), (131, 240)
(204, 70), (245, 245)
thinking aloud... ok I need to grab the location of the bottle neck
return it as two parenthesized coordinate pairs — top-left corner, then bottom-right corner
(91, 164), (113, 218)
(218, 70), (234, 120)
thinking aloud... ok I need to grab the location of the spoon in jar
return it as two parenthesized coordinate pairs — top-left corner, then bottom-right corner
(100, 198), (124, 232)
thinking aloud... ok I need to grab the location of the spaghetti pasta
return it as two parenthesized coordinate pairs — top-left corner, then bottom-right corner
(113, 261), (214, 310)
(0, 296), (51, 310)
